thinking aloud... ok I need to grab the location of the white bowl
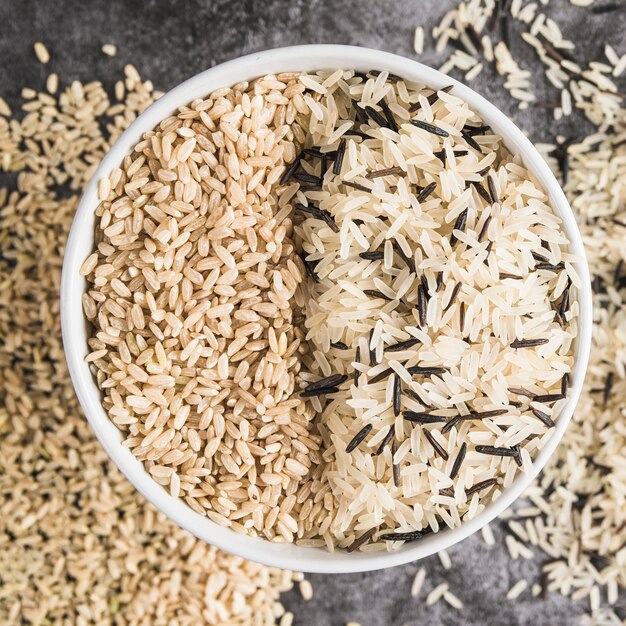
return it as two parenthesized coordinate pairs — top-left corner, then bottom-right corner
(61, 44), (593, 574)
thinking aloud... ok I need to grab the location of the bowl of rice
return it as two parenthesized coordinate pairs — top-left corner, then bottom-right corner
(61, 44), (592, 573)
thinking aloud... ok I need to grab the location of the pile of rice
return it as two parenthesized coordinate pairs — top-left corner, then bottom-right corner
(0, 63), (299, 625)
(81, 73), (321, 541)
(0, 2), (623, 620)
(415, 0), (625, 612)
(510, 119), (626, 606)
(428, 0), (624, 126)
(81, 68), (579, 550)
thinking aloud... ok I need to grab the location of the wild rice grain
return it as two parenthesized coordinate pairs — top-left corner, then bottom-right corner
(450, 442), (467, 479)
(346, 424), (373, 453)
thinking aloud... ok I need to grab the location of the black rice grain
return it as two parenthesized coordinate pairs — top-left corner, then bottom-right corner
(300, 386), (340, 398)
(369, 367), (392, 385)
(533, 393), (565, 403)
(408, 366), (447, 375)
(321, 153), (328, 177)
(385, 338), (421, 352)
(364, 105), (390, 129)
(279, 152), (302, 185)
(416, 181), (437, 202)
(469, 409), (509, 418)
(376, 426), (395, 455)
(542, 40), (567, 64)
(478, 215), (492, 242)
(475, 445), (517, 459)
(346, 527), (377, 553)
(510, 338), (549, 349)
(404, 388), (431, 406)
(394, 243), (416, 273)
(483, 241), (494, 264)
(472, 181), (492, 204)
(403, 411), (446, 424)
(304, 374), (348, 393)
(333, 138), (346, 175)
(393, 374), (401, 416)
(535, 262), (566, 271)
(352, 100), (369, 124)
(591, 3), (621, 13)
(417, 284), (427, 326)
(299, 253), (319, 283)
(441, 416), (461, 434)
(346, 423), (373, 453)
(303, 147), (323, 158)
(462, 130), (482, 152)
(379, 530), (424, 542)
(450, 442), (467, 480)
(344, 129), (369, 139)
(320, 211), (340, 233)
(508, 387), (536, 398)
(366, 166), (403, 179)
(424, 430), (449, 460)
(367, 69), (403, 81)
(487, 173), (498, 203)
(343, 180), (371, 192)
(294, 202), (339, 233)
(449, 209), (468, 246)
(364, 289), (393, 301)
(444, 282), (462, 312)
(410, 119), (450, 137)
(380, 98), (399, 132)
(466, 478), (498, 497)
(294, 202), (322, 217)
(293, 172), (323, 185)
(408, 86), (453, 113)
(532, 407), (555, 427)
(359, 250), (385, 260)
(391, 438), (400, 487)
(435, 271), (444, 294)
(465, 124), (490, 136)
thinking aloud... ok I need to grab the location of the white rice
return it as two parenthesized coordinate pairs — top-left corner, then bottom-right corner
(414, 26), (425, 55)
(294, 70), (578, 548)
(411, 567), (427, 597)
(507, 579), (529, 599)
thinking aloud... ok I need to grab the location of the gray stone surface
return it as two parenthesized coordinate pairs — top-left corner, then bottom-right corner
(0, 1), (624, 624)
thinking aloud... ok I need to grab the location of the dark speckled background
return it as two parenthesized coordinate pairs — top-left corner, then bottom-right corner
(1, 1), (624, 624)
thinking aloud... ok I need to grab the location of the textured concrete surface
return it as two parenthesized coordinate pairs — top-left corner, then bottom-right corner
(1, 1), (624, 624)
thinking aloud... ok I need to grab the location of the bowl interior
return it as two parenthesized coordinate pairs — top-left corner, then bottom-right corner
(61, 44), (593, 574)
